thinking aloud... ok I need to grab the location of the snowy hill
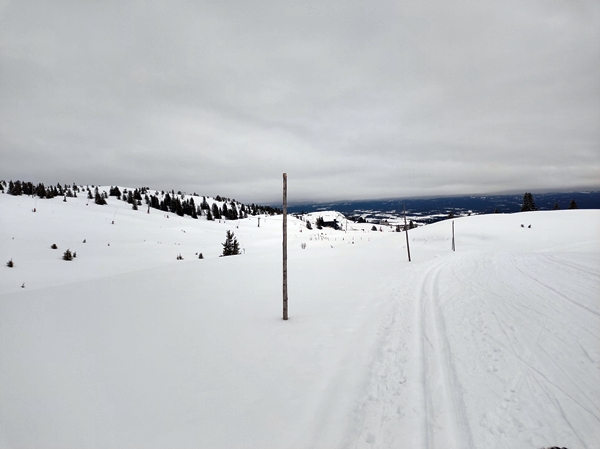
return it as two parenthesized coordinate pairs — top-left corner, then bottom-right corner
(1, 191), (599, 448)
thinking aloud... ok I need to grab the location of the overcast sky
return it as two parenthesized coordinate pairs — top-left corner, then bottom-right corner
(1, 0), (599, 203)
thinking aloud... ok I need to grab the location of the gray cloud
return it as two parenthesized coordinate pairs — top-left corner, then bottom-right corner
(1, 0), (599, 203)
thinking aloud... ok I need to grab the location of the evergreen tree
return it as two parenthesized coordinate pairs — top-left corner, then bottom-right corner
(94, 187), (107, 205)
(553, 202), (561, 210)
(226, 203), (238, 220)
(164, 193), (172, 210)
(174, 198), (184, 216)
(521, 192), (537, 212)
(35, 183), (46, 198)
(46, 186), (56, 199)
(569, 199), (578, 209)
(23, 182), (34, 195)
(212, 203), (221, 220)
(201, 197), (210, 211)
(9, 180), (23, 196)
(222, 230), (241, 256)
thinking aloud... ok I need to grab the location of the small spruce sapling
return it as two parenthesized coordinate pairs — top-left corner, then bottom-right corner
(51, 243), (58, 249)
(222, 230), (241, 256)
(63, 249), (73, 261)
(7, 259), (14, 267)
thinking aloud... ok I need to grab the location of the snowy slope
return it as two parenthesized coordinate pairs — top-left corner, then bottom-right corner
(1, 192), (599, 449)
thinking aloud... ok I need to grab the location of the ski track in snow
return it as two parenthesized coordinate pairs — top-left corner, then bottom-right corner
(349, 248), (599, 449)
(418, 258), (475, 449)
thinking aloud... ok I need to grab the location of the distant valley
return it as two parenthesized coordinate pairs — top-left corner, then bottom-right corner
(286, 191), (600, 224)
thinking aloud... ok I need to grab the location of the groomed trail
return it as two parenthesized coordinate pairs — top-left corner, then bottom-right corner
(350, 221), (600, 449)
(1, 192), (599, 449)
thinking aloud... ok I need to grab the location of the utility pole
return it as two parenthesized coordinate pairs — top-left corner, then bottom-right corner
(404, 204), (411, 262)
(282, 173), (288, 320)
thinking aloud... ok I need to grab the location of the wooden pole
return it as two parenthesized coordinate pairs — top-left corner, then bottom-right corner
(404, 204), (411, 262)
(283, 173), (288, 320)
(452, 220), (455, 251)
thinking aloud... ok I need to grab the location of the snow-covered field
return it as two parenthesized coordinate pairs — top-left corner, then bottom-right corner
(1, 191), (599, 449)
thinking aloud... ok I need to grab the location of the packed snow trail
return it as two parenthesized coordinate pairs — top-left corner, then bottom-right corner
(417, 258), (475, 449)
(350, 246), (600, 449)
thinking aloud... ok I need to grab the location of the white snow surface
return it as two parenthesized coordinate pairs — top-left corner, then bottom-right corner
(1, 192), (599, 449)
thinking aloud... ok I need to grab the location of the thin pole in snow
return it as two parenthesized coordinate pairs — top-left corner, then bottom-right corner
(452, 220), (455, 251)
(283, 173), (288, 320)
(404, 204), (411, 262)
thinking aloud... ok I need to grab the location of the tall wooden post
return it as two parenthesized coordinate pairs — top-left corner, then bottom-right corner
(404, 204), (411, 262)
(282, 173), (288, 320)
(452, 220), (455, 251)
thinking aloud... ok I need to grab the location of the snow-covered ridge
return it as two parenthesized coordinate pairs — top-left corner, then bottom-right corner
(1, 189), (599, 448)
(0, 180), (281, 221)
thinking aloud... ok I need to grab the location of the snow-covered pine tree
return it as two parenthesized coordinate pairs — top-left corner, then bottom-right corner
(212, 203), (221, 220)
(222, 230), (241, 256)
(95, 188), (107, 205)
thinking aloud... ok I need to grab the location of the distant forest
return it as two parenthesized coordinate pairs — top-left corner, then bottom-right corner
(0, 180), (282, 220)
